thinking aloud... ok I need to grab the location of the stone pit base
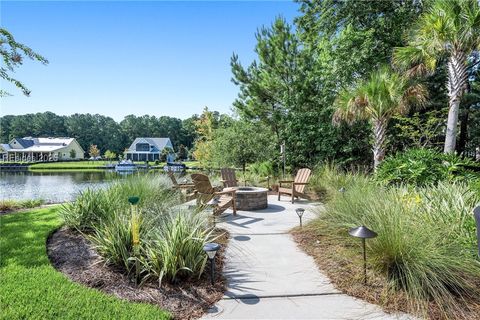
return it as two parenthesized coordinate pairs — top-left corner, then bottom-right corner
(235, 187), (268, 211)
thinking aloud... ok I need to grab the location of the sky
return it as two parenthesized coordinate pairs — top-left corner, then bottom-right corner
(1, 1), (299, 121)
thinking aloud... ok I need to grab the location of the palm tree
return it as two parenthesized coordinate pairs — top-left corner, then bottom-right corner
(333, 67), (427, 170)
(393, 0), (480, 153)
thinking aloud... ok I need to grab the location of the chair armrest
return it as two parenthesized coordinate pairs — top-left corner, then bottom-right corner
(279, 180), (294, 187)
(293, 182), (309, 185)
(215, 189), (237, 196)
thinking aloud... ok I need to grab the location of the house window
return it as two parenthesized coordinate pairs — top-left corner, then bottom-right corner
(136, 143), (150, 152)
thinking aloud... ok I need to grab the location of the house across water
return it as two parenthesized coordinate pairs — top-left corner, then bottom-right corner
(1, 137), (85, 162)
(124, 137), (175, 162)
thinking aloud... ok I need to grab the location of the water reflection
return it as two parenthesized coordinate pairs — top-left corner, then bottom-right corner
(0, 171), (150, 203)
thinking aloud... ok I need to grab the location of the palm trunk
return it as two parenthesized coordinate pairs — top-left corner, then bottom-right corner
(444, 51), (468, 153)
(457, 106), (469, 155)
(372, 119), (387, 171)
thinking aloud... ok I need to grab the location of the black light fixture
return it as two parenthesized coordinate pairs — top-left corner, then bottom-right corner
(348, 225), (377, 285)
(128, 196), (140, 205)
(295, 208), (305, 227)
(203, 242), (220, 285)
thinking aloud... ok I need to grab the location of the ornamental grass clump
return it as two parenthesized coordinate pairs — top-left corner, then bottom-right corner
(319, 172), (480, 317)
(59, 174), (178, 231)
(145, 209), (215, 284)
(59, 174), (217, 286)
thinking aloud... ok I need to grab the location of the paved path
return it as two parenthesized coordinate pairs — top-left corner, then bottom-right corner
(203, 195), (412, 320)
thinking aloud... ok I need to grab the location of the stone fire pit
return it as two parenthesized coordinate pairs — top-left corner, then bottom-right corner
(235, 187), (268, 211)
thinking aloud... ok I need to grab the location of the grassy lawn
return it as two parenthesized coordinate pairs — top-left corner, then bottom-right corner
(29, 161), (112, 170)
(28, 160), (200, 171)
(0, 207), (171, 320)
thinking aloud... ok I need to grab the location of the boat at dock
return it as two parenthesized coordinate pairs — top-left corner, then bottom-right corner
(115, 160), (137, 172)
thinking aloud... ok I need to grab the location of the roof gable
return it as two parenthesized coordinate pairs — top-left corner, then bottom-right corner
(128, 137), (173, 152)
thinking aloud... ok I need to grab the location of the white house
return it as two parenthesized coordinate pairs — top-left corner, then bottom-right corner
(2, 137), (85, 162)
(125, 137), (174, 162)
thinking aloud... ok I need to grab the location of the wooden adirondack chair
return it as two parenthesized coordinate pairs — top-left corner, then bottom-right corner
(220, 168), (239, 188)
(191, 173), (237, 215)
(278, 168), (312, 203)
(167, 171), (197, 202)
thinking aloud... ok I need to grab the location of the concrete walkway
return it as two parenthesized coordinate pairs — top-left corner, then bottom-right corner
(203, 195), (412, 320)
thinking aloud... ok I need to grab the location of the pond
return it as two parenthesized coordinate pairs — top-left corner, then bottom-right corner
(0, 171), (153, 203)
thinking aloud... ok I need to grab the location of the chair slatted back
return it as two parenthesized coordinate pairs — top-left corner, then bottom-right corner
(191, 173), (215, 194)
(167, 171), (178, 186)
(294, 168), (311, 193)
(221, 168), (238, 188)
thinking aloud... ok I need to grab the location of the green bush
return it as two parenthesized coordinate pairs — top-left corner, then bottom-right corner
(317, 169), (480, 316)
(375, 148), (479, 186)
(0, 199), (45, 212)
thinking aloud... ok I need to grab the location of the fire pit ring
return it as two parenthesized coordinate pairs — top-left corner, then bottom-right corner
(234, 187), (268, 211)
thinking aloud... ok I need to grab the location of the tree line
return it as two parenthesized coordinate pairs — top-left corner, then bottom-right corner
(0, 112), (199, 156)
(2, 0), (480, 170)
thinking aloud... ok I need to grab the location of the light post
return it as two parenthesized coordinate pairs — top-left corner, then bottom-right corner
(203, 242), (220, 285)
(128, 196), (140, 285)
(295, 208), (305, 228)
(348, 225), (377, 285)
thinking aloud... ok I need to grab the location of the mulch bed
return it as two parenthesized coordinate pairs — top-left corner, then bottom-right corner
(47, 227), (228, 320)
(291, 225), (480, 320)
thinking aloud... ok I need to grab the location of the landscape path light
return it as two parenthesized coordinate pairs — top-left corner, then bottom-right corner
(295, 208), (305, 228)
(128, 196), (140, 284)
(203, 242), (221, 285)
(348, 225), (377, 285)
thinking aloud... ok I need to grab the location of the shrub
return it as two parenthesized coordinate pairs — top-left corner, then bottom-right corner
(0, 200), (21, 212)
(0, 199), (45, 212)
(375, 148), (479, 186)
(318, 172), (480, 316)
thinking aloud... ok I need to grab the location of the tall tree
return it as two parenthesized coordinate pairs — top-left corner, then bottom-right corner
(192, 107), (220, 164)
(393, 0), (480, 153)
(333, 67), (427, 169)
(0, 28), (48, 97)
(211, 120), (275, 173)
